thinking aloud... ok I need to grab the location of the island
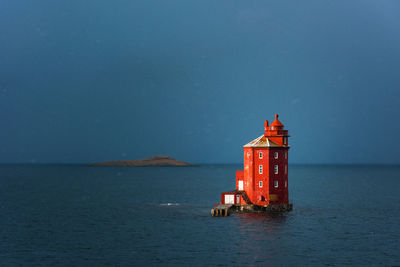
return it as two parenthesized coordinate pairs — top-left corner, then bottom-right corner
(89, 155), (193, 167)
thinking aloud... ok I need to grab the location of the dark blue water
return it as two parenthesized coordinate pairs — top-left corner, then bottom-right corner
(1, 164), (399, 266)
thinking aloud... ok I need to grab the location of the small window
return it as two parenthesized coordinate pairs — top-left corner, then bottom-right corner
(284, 137), (287, 145)
(247, 152), (250, 158)
(274, 181), (278, 188)
(285, 151), (287, 159)
(274, 165), (278, 174)
(259, 165), (263, 174)
(259, 152), (263, 159)
(274, 152), (278, 159)
(259, 181), (263, 188)
(285, 164), (287, 175)
(285, 181), (287, 188)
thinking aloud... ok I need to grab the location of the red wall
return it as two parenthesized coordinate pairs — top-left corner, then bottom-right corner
(235, 170), (244, 190)
(268, 148), (289, 204)
(252, 147), (270, 206)
(243, 147), (254, 202)
(241, 147), (290, 205)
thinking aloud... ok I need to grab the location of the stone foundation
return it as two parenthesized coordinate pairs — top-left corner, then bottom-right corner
(211, 203), (292, 216)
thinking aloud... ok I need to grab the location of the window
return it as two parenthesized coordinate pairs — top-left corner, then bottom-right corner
(285, 164), (287, 175)
(259, 181), (263, 188)
(247, 152), (250, 158)
(274, 165), (278, 174)
(238, 180), (243, 190)
(285, 151), (287, 159)
(274, 152), (278, 159)
(259, 165), (263, 174)
(259, 152), (263, 159)
(284, 137), (287, 145)
(285, 181), (287, 188)
(274, 181), (278, 188)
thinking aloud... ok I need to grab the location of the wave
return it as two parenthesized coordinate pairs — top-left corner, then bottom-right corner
(160, 203), (180, 206)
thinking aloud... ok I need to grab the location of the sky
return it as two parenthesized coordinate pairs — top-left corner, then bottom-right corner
(1, 0), (400, 164)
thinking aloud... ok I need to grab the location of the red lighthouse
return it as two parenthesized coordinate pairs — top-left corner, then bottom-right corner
(214, 114), (292, 215)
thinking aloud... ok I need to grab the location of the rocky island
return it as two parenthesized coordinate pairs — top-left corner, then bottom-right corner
(89, 155), (193, 167)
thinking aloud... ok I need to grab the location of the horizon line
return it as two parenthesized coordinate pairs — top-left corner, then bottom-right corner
(0, 162), (400, 166)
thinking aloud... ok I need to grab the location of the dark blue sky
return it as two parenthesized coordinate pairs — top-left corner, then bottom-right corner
(1, 0), (400, 164)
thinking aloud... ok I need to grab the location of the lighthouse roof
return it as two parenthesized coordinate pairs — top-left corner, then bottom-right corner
(269, 114), (284, 127)
(243, 135), (286, 147)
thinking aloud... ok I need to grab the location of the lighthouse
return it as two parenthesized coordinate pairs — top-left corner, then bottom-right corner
(212, 114), (292, 216)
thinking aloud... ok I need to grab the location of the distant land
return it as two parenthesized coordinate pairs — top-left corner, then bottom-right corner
(89, 155), (193, 167)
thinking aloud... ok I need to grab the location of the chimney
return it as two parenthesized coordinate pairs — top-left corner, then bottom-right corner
(264, 120), (269, 136)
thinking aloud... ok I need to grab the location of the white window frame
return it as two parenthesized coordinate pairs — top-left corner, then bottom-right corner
(259, 181), (263, 188)
(259, 152), (263, 159)
(259, 165), (263, 174)
(274, 165), (278, 174)
(274, 181), (278, 188)
(274, 152), (278, 159)
(224, 194), (235, 204)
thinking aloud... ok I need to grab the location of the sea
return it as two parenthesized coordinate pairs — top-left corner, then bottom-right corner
(0, 164), (399, 266)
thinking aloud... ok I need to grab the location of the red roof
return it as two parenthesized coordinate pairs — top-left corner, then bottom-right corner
(269, 114), (284, 127)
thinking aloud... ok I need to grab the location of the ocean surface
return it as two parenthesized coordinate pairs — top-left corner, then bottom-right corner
(0, 164), (399, 266)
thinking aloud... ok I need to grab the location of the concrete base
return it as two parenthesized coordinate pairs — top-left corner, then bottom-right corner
(232, 203), (293, 213)
(211, 203), (293, 216)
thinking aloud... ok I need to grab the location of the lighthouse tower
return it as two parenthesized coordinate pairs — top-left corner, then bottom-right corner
(219, 114), (291, 212)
